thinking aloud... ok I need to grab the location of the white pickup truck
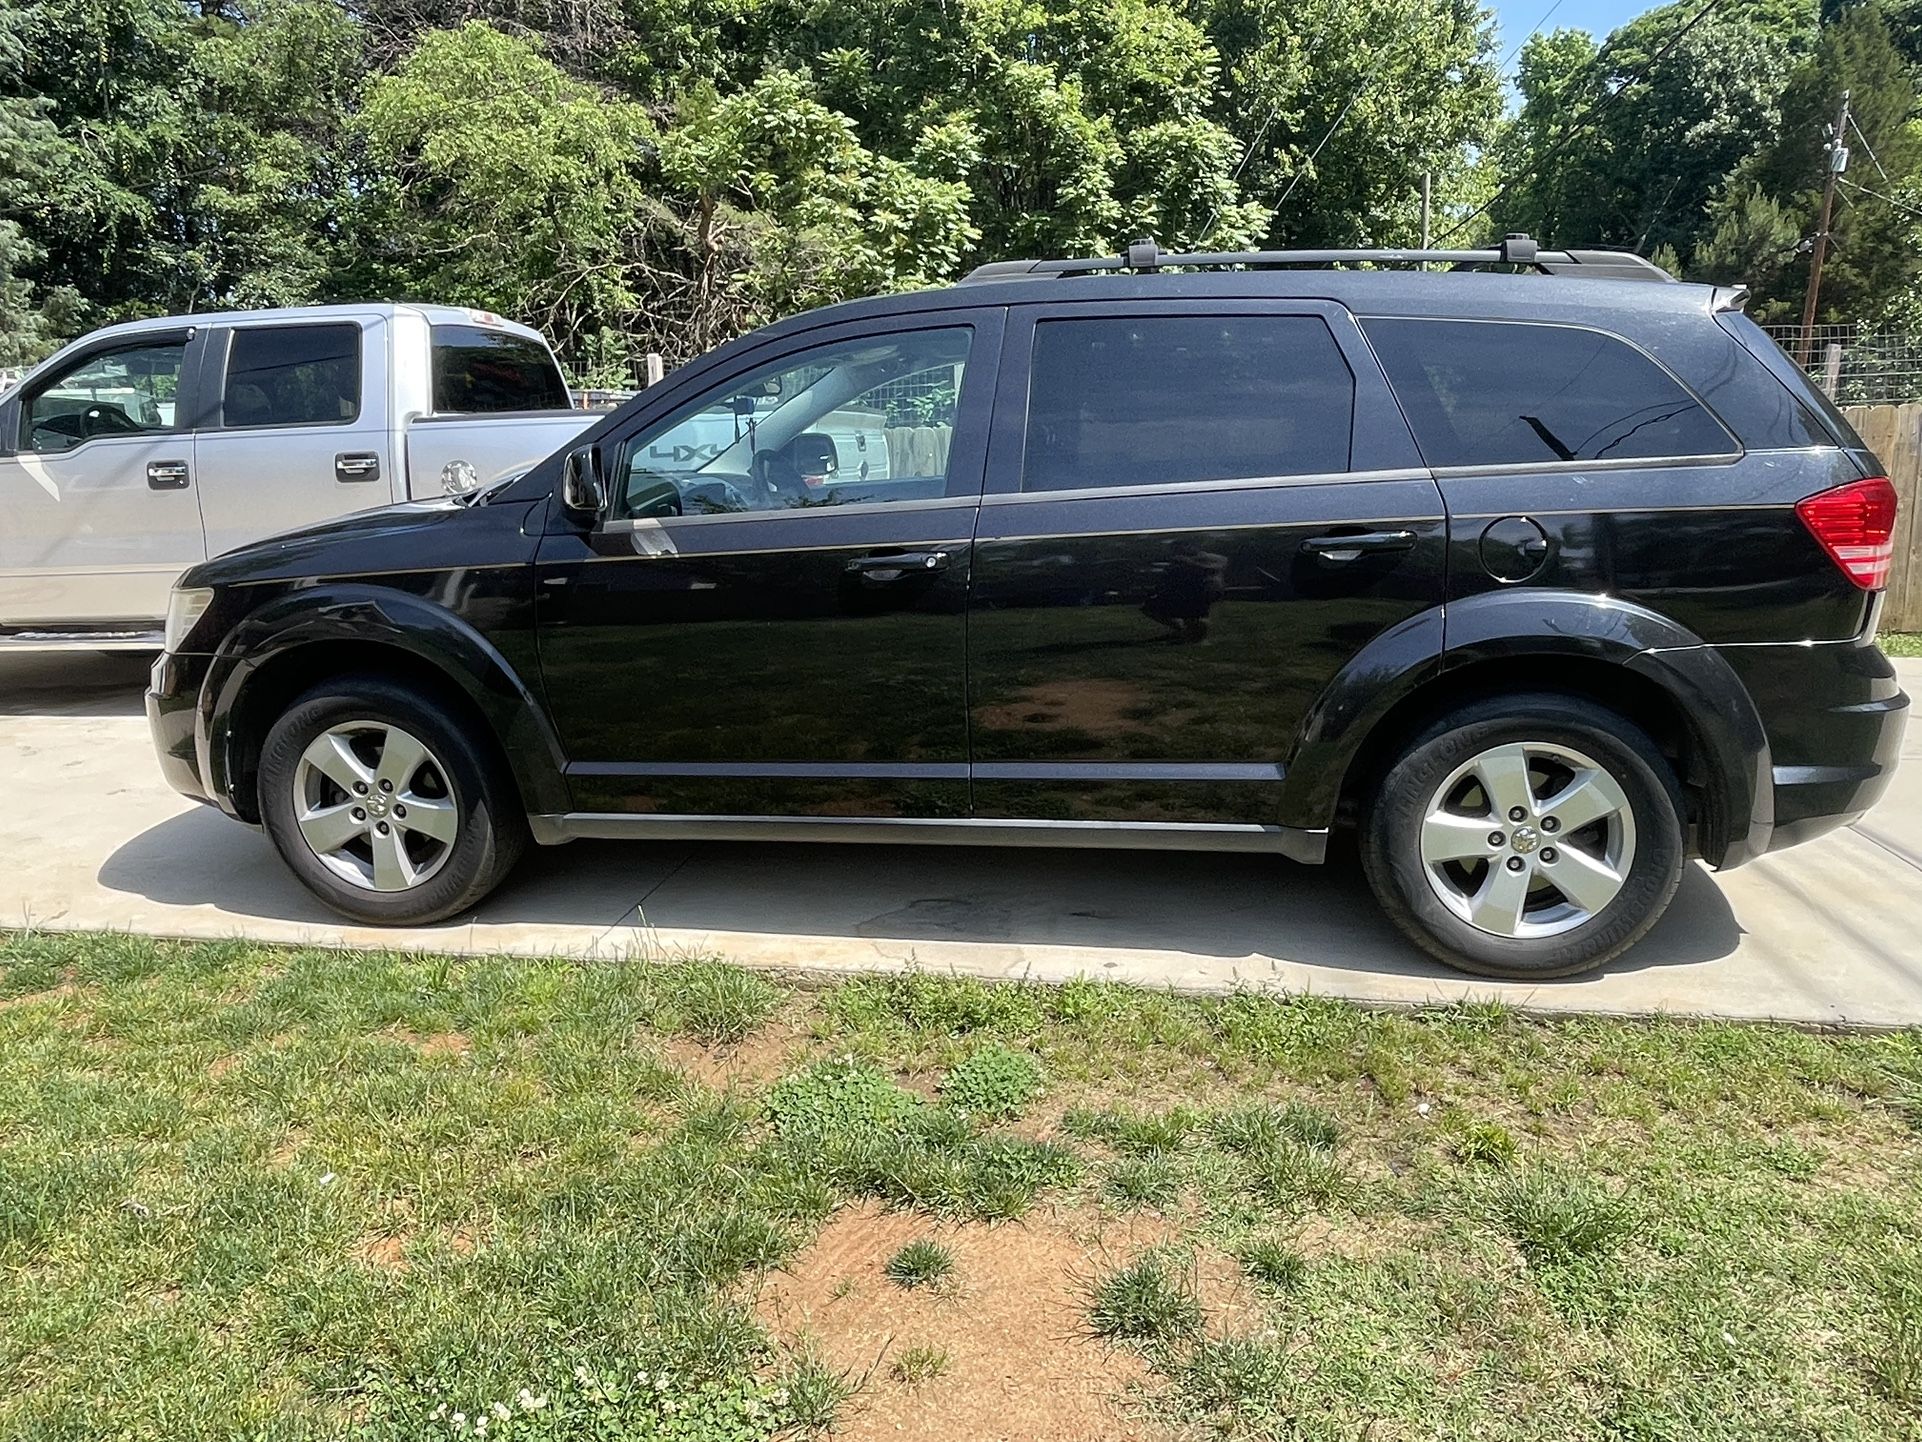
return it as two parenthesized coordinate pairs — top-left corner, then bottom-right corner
(0, 303), (597, 648)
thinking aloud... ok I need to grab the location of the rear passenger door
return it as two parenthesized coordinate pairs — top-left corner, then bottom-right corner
(968, 301), (1447, 826)
(193, 317), (393, 559)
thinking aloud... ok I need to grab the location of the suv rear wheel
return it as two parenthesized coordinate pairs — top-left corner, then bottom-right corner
(1360, 694), (1685, 979)
(258, 676), (526, 925)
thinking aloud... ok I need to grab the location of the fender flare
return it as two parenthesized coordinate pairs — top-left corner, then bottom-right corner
(200, 584), (572, 821)
(1281, 589), (1773, 867)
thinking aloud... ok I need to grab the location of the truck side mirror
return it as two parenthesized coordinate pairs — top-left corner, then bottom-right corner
(561, 445), (605, 517)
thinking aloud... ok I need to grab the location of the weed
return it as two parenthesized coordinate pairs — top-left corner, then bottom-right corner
(778, 1354), (855, 1435)
(766, 1057), (922, 1144)
(1065, 1105), (1197, 1156)
(1245, 1138), (1351, 1211)
(889, 1343), (952, 1386)
(1488, 1166), (1637, 1265)
(1236, 1238), (1308, 1291)
(1088, 1254), (1202, 1342)
(1177, 1335), (1291, 1416)
(1448, 1119), (1518, 1167)
(884, 1239), (955, 1290)
(660, 960), (781, 1044)
(1105, 1155), (1180, 1209)
(941, 1043), (1044, 1119)
(1209, 1101), (1339, 1155)
(1872, 1308), (1922, 1405)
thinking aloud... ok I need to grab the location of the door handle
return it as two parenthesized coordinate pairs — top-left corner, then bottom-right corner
(335, 452), (381, 483)
(1299, 529), (1416, 562)
(146, 460), (190, 490)
(846, 550), (951, 580)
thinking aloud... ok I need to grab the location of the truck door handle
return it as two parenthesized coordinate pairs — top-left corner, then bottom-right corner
(335, 452), (381, 483)
(1299, 530), (1416, 562)
(846, 549), (951, 580)
(146, 460), (190, 490)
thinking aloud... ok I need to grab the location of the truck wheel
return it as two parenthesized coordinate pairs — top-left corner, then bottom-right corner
(1360, 694), (1684, 979)
(258, 676), (526, 926)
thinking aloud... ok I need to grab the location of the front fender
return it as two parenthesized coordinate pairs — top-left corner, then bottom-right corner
(1283, 590), (1774, 867)
(200, 585), (571, 821)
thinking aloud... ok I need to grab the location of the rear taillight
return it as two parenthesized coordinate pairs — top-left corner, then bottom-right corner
(1796, 476), (1899, 589)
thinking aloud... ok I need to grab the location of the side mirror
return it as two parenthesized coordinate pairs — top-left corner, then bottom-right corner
(561, 445), (606, 516)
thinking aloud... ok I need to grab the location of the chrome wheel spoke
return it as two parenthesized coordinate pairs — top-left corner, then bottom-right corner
(1468, 860), (1532, 935)
(1546, 845), (1626, 914)
(397, 794), (457, 844)
(369, 824), (417, 891)
(374, 727), (429, 793)
(308, 732), (373, 794)
(1538, 769), (1628, 834)
(1421, 811), (1498, 864)
(1471, 745), (1537, 820)
(297, 801), (364, 856)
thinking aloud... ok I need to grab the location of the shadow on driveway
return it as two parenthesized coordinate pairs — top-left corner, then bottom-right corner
(98, 804), (1743, 983)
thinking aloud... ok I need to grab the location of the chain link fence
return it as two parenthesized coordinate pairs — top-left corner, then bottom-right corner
(1757, 323), (1922, 405)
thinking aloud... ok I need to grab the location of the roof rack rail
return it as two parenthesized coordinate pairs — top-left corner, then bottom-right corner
(962, 233), (1674, 285)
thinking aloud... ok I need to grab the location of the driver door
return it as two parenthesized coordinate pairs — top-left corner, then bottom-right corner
(0, 329), (210, 630)
(534, 311), (1001, 818)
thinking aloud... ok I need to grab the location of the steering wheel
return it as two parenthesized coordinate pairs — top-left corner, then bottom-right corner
(80, 404), (144, 439)
(679, 476), (758, 515)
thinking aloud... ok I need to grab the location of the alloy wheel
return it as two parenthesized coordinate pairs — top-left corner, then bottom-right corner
(291, 722), (459, 892)
(1418, 740), (1637, 939)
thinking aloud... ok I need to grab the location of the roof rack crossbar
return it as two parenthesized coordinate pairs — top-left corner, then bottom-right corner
(962, 234), (1673, 284)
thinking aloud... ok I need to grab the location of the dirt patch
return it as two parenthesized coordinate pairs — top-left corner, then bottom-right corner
(268, 1131), (308, 1169)
(207, 1054), (240, 1080)
(0, 982), (84, 1011)
(757, 1203), (1184, 1442)
(445, 1222), (483, 1257)
(1290, 1211), (1440, 1264)
(974, 680), (1154, 736)
(389, 1029), (472, 1059)
(662, 1027), (797, 1090)
(350, 1233), (410, 1274)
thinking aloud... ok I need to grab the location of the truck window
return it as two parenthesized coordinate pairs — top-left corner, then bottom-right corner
(222, 324), (361, 429)
(431, 325), (570, 412)
(1020, 315), (1354, 492)
(1361, 318), (1738, 468)
(21, 340), (187, 453)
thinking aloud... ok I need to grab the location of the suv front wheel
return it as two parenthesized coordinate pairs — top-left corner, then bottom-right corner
(1361, 694), (1685, 979)
(258, 676), (526, 925)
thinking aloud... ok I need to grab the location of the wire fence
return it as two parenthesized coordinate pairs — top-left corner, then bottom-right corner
(1757, 323), (1922, 405)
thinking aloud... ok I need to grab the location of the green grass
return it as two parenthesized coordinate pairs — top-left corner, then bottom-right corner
(4, 933), (1922, 1441)
(1878, 631), (1922, 658)
(888, 1342), (951, 1386)
(883, 1238), (954, 1290)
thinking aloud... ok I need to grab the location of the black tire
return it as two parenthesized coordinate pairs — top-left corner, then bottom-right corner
(1359, 693), (1685, 979)
(258, 675), (527, 925)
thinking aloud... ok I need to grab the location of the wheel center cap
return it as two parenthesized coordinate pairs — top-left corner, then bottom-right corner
(1510, 825), (1540, 854)
(366, 794), (389, 819)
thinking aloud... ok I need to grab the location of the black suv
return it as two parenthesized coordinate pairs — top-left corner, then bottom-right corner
(147, 237), (1909, 978)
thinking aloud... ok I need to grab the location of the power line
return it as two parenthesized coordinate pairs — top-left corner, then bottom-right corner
(1497, 0), (1572, 72)
(1270, 10), (1423, 222)
(1196, 14), (1335, 245)
(1437, 0), (1730, 244)
(1847, 111), (1893, 187)
(1841, 176), (1922, 223)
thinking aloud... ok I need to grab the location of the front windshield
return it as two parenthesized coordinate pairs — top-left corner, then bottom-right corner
(617, 328), (971, 518)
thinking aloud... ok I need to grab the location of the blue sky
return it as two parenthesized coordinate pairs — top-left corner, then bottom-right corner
(1488, 0), (1648, 72)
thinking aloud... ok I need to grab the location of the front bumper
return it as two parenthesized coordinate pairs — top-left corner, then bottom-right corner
(1716, 638), (1909, 857)
(146, 651), (215, 806)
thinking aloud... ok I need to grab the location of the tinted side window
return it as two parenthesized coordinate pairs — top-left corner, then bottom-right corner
(432, 325), (570, 412)
(1362, 318), (1737, 467)
(1021, 316), (1353, 492)
(222, 324), (361, 428)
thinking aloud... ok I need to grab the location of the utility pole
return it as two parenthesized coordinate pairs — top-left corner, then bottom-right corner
(1799, 89), (1851, 366)
(1419, 172), (1432, 249)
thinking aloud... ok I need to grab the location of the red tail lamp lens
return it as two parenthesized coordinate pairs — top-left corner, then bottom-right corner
(1796, 476), (1898, 590)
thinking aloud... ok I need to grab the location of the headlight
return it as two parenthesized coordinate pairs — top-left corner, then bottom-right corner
(164, 587), (215, 653)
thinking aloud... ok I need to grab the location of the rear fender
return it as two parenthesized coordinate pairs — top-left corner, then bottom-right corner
(1284, 590), (1773, 867)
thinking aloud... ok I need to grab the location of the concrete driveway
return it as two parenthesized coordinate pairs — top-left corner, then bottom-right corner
(3, 651), (1920, 1026)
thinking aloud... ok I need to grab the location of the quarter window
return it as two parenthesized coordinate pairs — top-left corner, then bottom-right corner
(1362, 318), (1737, 467)
(21, 341), (187, 453)
(431, 325), (570, 412)
(618, 327), (972, 518)
(1020, 316), (1354, 492)
(222, 324), (361, 428)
